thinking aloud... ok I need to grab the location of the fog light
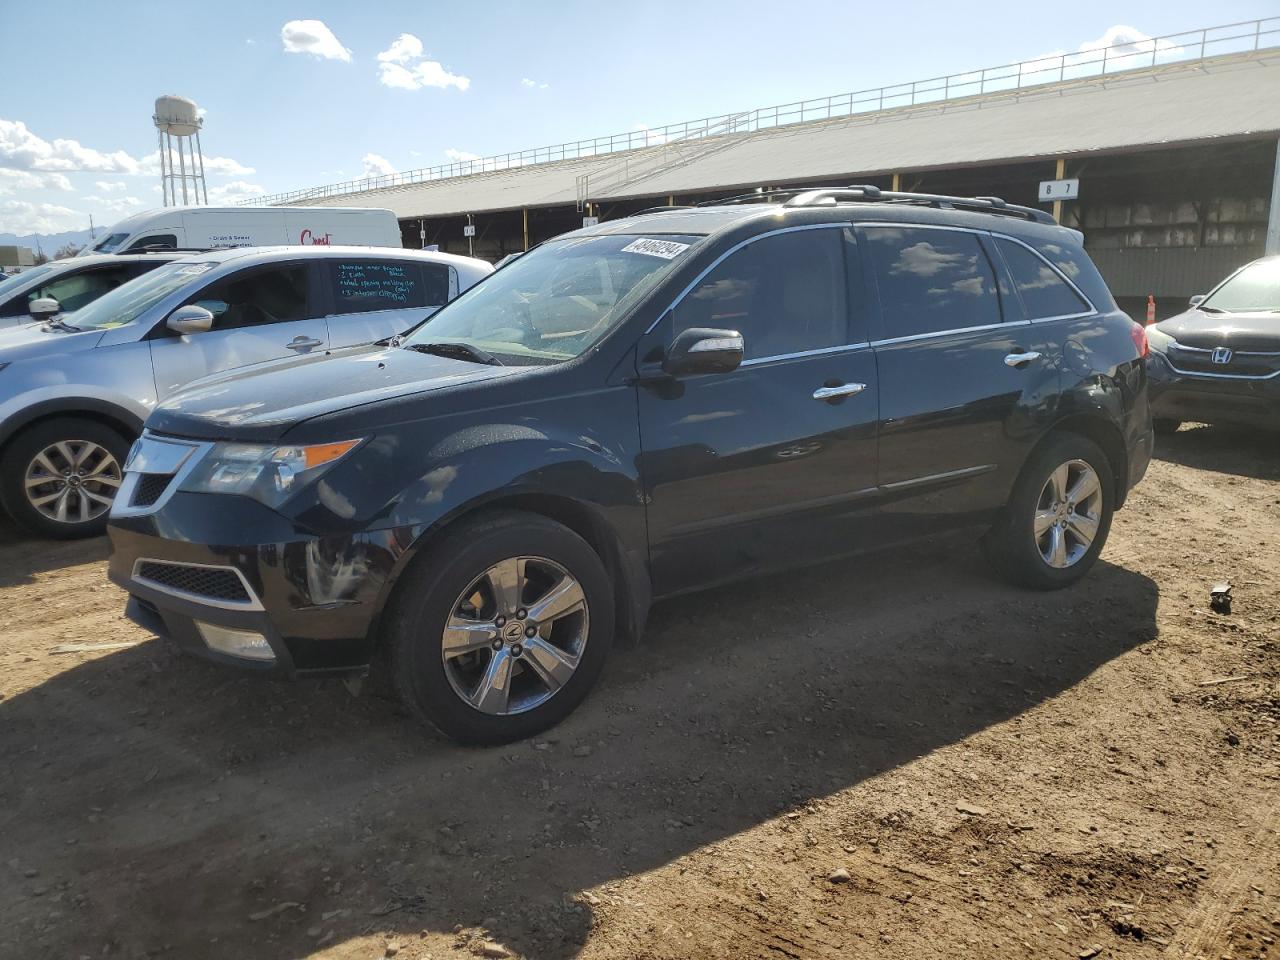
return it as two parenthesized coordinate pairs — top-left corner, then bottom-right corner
(196, 622), (275, 662)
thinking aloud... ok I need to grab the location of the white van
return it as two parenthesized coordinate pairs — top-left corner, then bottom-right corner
(80, 206), (402, 256)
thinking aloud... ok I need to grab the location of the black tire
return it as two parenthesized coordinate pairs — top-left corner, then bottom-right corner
(0, 418), (130, 540)
(983, 433), (1114, 590)
(386, 510), (615, 745)
(1153, 418), (1182, 435)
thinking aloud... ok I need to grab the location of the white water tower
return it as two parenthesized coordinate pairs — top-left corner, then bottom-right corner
(153, 95), (207, 206)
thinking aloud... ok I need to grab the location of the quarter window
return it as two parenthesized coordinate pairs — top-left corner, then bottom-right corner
(329, 260), (449, 314)
(996, 238), (1089, 319)
(190, 265), (310, 329)
(672, 228), (847, 361)
(864, 227), (1001, 337)
(125, 234), (177, 252)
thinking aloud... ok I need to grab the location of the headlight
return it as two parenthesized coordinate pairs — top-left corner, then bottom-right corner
(179, 439), (362, 507)
(1146, 326), (1175, 353)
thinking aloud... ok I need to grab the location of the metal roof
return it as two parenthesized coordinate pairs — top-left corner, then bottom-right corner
(302, 50), (1280, 220)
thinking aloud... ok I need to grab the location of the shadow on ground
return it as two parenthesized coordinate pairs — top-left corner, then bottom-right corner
(0, 519), (110, 589)
(1154, 422), (1280, 482)
(0, 538), (1158, 958)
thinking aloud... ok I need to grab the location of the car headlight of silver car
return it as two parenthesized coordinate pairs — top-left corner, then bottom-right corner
(179, 439), (362, 507)
(1146, 326), (1175, 353)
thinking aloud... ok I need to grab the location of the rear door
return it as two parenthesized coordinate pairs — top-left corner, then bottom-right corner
(148, 261), (330, 398)
(636, 224), (880, 596)
(322, 256), (454, 348)
(859, 223), (1060, 534)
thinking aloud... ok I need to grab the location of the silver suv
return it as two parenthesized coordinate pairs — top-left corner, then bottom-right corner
(0, 252), (183, 327)
(0, 245), (492, 538)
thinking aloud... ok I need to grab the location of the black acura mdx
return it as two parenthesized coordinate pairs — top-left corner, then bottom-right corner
(107, 187), (1153, 744)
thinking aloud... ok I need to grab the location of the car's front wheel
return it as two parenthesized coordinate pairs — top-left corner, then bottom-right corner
(0, 418), (129, 539)
(386, 510), (615, 745)
(983, 433), (1114, 590)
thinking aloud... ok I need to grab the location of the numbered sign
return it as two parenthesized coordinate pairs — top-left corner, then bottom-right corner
(1038, 178), (1080, 202)
(583, 216), (600, 227)
(463, 224), (476, 237)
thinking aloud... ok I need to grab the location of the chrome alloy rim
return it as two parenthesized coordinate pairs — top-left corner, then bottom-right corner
(24, 440), (122, 525)
(441, 556), (589, 716)
(1034, 458), (1102, 569)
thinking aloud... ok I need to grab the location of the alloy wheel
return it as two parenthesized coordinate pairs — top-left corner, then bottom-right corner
(24, 440), (122, 525)
(441, 556), (590, 716)
(1034, 458), (1102, 569)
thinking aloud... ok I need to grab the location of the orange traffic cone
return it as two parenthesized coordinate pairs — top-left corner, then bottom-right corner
(1146, 295), (1156, 325)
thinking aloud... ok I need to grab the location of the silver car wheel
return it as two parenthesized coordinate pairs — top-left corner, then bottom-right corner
(1034, 458), (1102, 569)
(24, 440), (122, 525)
(441, 555), (590, 716)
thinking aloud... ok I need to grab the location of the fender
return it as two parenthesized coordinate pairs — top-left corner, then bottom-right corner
(0, 394), (147, 448)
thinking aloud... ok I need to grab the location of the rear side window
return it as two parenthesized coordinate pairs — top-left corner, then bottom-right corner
(191, 265), (310, 329)
(997, 238), (1089, 319)
(863, 226), (1001, 338)
(125, 234), (177, 252)
(672, 228), (847, 361)
(329, 259), (449, 313)
(1027, 238), (1115, 312)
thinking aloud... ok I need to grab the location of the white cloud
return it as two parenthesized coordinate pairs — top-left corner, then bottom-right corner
(521, 77), (548, 89)
(206, 180), (266, 203)
(361, 153), (396, 178)
(0, 118), (139, 173)
(0, 200), (83, 235)
(280, 19), (351, 62)
(377, 33), (423, 64)
(94, 180), (127, 193)
(83, 194), (147, 213)
(1077, 24), (1181, 55)
(137, 150), (254, 177)
(444, 148), (480, 163)
(0, 168), (72, 193)
(375, 34), (469, 91)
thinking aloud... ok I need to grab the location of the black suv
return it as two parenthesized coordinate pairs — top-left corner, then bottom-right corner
(107, 187), (1153, 745)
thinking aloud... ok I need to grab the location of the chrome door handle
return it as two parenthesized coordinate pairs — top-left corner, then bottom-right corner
(812, 382), (867, 401)
(287, 337), (324, 351)
(1003, 351), (1041, 367)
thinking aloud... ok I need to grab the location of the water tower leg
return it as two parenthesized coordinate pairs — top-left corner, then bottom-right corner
(177, 137), (189, 205)
(194, 130), (208, 205)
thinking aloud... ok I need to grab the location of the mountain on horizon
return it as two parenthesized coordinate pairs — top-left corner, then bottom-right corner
(0, 229), (97, 255)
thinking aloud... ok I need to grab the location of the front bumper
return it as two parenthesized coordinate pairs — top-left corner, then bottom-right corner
(1147, 351), (1280, 429)
(108, 491), (407, 678)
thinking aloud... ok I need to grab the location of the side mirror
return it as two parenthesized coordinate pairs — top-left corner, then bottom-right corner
(662, 327), (744, 377)
(166, 304), (215, 336)
(1189, 294), (1206, 308)
(29, 297), (60, 319)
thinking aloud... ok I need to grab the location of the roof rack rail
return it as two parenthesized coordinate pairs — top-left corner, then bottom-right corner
(783, 184), (1056, 224)
(632, 204), (697, 216)
(695, 187), (834, 207)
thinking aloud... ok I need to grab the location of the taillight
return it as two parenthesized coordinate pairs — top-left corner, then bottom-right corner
(1130, 321), (1149, 358)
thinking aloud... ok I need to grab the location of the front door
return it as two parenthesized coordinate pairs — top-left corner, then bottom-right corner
(149, 261), (330, 398)
(636, 225), (880, 597)
(858, 224), (1061, 535)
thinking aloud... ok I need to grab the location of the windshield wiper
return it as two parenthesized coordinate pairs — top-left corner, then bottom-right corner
(43, 317), (82, 332)
(404, 341), (503, 366)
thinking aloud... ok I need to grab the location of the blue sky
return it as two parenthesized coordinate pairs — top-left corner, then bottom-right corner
(2, 0), (1276, 240)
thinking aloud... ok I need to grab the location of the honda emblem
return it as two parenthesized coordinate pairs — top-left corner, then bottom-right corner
(1211, 347), (1233, 365)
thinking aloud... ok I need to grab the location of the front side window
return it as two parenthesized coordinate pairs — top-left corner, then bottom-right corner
(864, 226), (1001, 338)
(47, 261), (216, 330)
(404, 234), (698, 364)
(1201, 258), (1280, 313)
(125, 234), (177, 252)
(34, 265), (139, 313)
(671, 228), (848, 361)
(329, 260), (449, 314)
(191, 265), (310, 329)
(91, 232), (129, 254)
(996, 238), (1089, 319)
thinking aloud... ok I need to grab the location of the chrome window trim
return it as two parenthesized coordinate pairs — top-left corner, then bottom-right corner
(131, 557), (264, 612)
(645, 223), (851, 336)
(739, 341), (871, 367)
(986, 231), (1099, 319)
(870, 321), (1025, 348)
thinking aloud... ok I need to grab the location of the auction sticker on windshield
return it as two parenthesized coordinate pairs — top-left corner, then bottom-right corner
(176, 263), (215, 276)
(621, 238), (691, 260)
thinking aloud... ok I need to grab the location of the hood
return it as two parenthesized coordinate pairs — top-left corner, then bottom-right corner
(0, 323), (104, 363)
(147, 344), (525, 442)
(1157, 309), (1280, 352)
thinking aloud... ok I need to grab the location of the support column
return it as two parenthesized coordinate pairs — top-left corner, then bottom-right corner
(1267, 137), (1280, 256)
(522, 208), (529, 251)
(1052, 157), (1066, 224)
(891, 173), (901, 192)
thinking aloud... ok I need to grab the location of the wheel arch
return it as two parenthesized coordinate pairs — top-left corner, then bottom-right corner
(1031, 414), (1130, 508)
(0, 399), (143, 459)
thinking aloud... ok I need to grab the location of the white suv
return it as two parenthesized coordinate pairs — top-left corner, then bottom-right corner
(0, 245), (492, 538)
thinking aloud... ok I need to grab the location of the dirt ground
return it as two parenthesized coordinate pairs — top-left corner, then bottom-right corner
(0, 423), (1276, 960)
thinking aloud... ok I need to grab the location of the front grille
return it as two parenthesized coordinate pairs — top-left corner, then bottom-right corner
(132, 473), (175, 507)
(135, 561), (253, 604)
(1168, 346), (1280, 378)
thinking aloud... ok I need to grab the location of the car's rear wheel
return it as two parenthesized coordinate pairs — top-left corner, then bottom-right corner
(1153, 418), (1182, 435)
(983, 433), (1114, 590)
(386, 510), (614, 745)
(0, 418), (129, 539)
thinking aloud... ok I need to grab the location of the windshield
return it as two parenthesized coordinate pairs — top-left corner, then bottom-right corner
(1202, 259), (1280, 313)
(68, 261), (216, 330)
(0, 264), (54, 299)
(91, 232), (129, 254)
(403, 234), (699, 363)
